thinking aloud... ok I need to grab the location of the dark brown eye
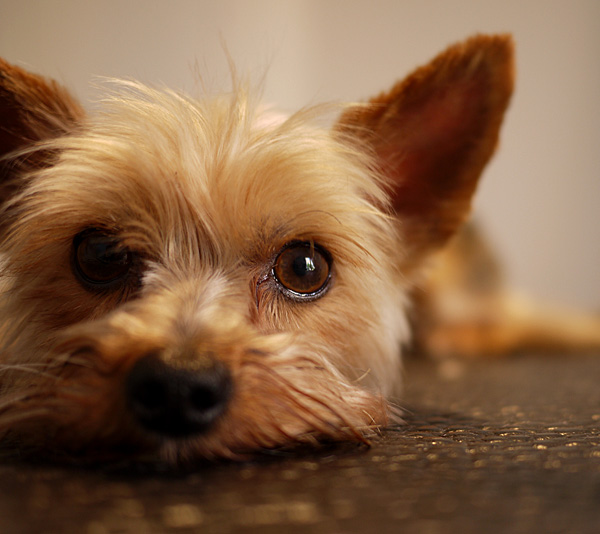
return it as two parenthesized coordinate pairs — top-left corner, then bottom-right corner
(273, 242), (331, 299)
(73, 229), (132, 288)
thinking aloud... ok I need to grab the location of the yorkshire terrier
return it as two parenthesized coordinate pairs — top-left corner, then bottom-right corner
(1, 35), (598, 464)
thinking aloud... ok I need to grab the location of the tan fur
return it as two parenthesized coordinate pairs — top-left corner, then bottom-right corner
(0, 36), (517, 463)
(412, 222), (600, 358)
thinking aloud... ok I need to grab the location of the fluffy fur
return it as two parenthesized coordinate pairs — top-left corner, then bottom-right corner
(0, 35), (515, 463)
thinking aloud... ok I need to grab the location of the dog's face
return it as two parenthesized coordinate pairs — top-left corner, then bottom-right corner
(0, 35), (513, 462)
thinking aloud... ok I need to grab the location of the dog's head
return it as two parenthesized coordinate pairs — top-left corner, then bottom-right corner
(0, 35), (513, 462)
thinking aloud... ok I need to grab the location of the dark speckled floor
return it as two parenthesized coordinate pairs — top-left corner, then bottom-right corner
(2, 354), (600, 534)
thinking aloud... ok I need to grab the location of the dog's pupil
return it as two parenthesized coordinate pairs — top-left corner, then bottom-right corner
(292, 254), (316, 277)
(81, 238), (128, 280)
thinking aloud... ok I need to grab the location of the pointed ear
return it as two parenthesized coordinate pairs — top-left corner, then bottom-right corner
(0, 58), (84, 196)
(336, 35), (514, 267)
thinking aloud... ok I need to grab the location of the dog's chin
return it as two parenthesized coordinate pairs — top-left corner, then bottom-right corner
(1, 405), (382, 469)
(141, 426), (374, 469)
(2, 428), (374, 472)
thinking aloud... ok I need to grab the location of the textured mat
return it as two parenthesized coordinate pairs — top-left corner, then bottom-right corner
(1, 354), (599, 534)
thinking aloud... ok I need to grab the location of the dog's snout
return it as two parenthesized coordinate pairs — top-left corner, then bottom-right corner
(126, 354), (232, 438)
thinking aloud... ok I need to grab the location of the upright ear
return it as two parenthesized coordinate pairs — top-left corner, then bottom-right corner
(0, 58), (84, 199)
(336, 35), (514, 270)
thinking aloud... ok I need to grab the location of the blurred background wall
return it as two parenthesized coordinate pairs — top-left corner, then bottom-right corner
(1, 0), (599, 310)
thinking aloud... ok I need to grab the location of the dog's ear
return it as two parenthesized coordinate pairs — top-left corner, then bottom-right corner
(336, 35), (514, 270)
(0, 58), (84, 196)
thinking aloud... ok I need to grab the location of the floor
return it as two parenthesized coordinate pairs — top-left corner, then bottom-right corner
(2, 353), (600, 534)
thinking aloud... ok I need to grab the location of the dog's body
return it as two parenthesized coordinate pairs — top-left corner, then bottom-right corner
(0, 35), (597, 463)
(412, 221), (600, 359)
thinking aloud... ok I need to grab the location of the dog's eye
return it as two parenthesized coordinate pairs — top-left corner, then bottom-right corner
(273, 242), (331, 299)
(73, 230), (132, 287)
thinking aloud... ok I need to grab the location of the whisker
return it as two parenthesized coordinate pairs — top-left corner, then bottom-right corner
(386, 401), (406, 424)
(63, 357), (98, 370)
(0, 393), (41, 412)
(249, 376), (333, 441)
(0, 406), (56, 427)
(244, 359), (370, 443)
(0, 364), (58, 379)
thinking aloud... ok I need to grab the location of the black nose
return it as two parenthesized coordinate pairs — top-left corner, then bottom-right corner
(126, 354), (232, 438)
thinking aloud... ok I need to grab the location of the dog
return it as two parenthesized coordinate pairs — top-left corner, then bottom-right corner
(1, 34), (597, 464)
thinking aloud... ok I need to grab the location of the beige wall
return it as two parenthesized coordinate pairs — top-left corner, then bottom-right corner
(1, 0), (599, 309)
